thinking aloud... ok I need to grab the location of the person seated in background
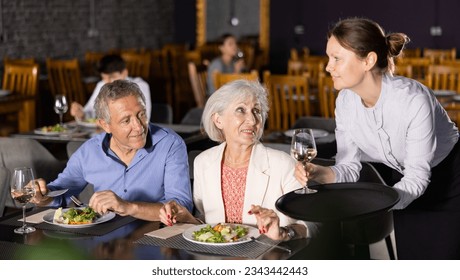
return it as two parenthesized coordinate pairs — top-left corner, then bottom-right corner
(32, 80), (192, 221)
(206, 33), (245, 95)
(159, 79), (318, 241)
(71, 54), (152, 121)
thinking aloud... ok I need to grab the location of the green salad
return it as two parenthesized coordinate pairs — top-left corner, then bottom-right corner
(192, 223), (249, 243)
(53, 207), (99, 225)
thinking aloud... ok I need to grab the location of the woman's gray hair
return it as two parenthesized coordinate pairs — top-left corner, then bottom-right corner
(94, 79), (146, 123)
(202, 79), (269, 142)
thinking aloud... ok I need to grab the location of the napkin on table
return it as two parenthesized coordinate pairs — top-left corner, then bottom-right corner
(145, 223), (195, 239)
(18, 209), (55, 224)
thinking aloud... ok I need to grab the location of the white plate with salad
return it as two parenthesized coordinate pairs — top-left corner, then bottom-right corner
(42, 207), (116, 228)
(182, 223), (260, 246)
(76, 118), (98, 128)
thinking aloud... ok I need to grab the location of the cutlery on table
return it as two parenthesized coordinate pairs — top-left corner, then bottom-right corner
(70, 195), (87, 207)
(45, 189), (69, 197)
(250, 236), (292, 253)
(71, 195), (114, 213)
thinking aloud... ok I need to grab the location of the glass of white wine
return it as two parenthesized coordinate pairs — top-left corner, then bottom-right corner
(54, 94), (68, 126)
(290, 128), (318, 194)
(10, 167), (36, 234)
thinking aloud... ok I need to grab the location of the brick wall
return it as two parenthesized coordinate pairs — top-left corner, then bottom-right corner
(0, 0), (174, 63)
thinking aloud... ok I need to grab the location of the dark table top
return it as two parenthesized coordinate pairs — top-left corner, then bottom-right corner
(0, 208), (316, 260)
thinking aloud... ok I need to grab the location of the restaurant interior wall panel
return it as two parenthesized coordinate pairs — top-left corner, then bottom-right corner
(269, 0), (460, 73)
(0, 0), (175, 65)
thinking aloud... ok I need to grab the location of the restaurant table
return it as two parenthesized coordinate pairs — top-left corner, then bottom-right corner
(262, 128), (337, 159)
(9, 122), (204, 160)
(0, 208), (317, 260)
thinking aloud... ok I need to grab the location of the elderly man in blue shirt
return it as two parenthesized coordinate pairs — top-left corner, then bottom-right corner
(32, 80), (192, 221)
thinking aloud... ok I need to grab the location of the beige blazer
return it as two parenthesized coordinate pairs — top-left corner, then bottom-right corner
(193, 142), (302, 227)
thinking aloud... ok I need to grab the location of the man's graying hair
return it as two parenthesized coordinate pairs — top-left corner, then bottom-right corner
(94, 79), (146, 123)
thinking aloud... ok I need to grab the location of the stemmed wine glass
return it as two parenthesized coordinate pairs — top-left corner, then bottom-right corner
(54, 94), (68, 126)
(10, 167), (36, 234)
(290, 128), (318, 194)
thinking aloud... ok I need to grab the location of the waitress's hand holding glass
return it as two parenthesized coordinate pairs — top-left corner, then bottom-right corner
(290, 128), (317, 194)
(10, 167), (36, 234)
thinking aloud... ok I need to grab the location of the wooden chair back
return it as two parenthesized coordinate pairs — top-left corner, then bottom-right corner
(395, 57), (431, 85)
(2, 63), (39, 97)
(393, 64), (413, 78)
(121, 51), (151, 81)
(84, 51), (105, 77)
(317, 72), (338, 118)
(425, 65), (460, 92)
(169, 48), (197, 122)
(3, 57), (36, 65)
(46, 58), (87, 105)
(401, 48), (421, 58)
(2, 63), (39, 131)
(213, 70), (259, 90)
(263, 71), (311, 130)
(444, 103), (460, 127)
(188, 62), (208, 108)
(423, 48), (457, 64)
(288, 56), (326, 86)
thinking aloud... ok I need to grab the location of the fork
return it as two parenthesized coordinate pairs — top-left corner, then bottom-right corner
(70, 195), (87, 207)
(250, 236), (292, 253)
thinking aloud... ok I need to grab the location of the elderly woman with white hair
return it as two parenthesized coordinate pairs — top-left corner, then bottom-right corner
(160, 79), (316, 241)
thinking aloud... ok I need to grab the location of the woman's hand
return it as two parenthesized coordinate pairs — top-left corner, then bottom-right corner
(159, 200), (197, 226)
(248, 204), (286, 241)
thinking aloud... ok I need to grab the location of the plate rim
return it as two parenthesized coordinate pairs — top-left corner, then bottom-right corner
(182, 223), (260, 246)
(0, 89), (11, 97)
(42, 207), (116, 228)
(34, 127), (76, 135)
(76, 119), (98, 128)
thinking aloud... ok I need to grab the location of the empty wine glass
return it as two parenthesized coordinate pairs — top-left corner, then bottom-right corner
(10, 167), (36, 234)
(290, 128), (318, 194)
(54, 94), (68, 126)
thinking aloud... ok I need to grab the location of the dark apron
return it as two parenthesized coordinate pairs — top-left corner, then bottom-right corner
(371, 140), (460, 259)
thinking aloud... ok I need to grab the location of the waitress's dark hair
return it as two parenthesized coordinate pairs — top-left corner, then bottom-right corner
(328, 17), (410, 74)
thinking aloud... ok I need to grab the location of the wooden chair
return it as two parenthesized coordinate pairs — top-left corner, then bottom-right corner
(395, 57), (431, 85)
(169, 48), (198, 122)
(188, 61), (208, 108)
(317, 72), (338, 118)
(425, 65), (460, 93)
(46, 58), (87, 107)
(444, 102), (460, 127)
(289, 47), (310, 61)
(401, 48), (421, 58)
(1, 62), (39, 132)
(121, 51), (151, 81)
(423, 48), (457, 64)
(213, 70), (259, 91)
(83, 51), (105, 77)
(3, 57), (36, 65)
(263, 71), (311, 130)
(393, 64), (413, 78)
